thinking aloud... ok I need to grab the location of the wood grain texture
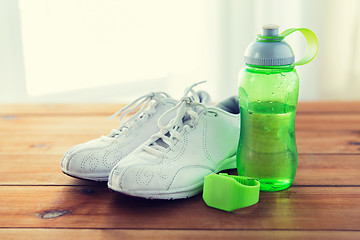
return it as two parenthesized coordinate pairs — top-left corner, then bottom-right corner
(1, 186), (360, 230)
(1, 130), (359, 155)
(1, 229), (359, 240)
(1, 101), (359, 115)
(295, 114), (360, 131)
(1, 102), (360, 239)
(297, 101), (360, 113)
(296, 131), (360, 154)
(1, 113), (360, 133)
(1, 154), (359, 186)
(0, 116), (119, 134)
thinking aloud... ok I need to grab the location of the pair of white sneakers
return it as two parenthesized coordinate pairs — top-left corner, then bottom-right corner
(61, 83), (240, 199)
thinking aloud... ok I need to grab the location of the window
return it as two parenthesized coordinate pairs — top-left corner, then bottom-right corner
(2, 0), (360, 102)
(18, 0), (207, 100)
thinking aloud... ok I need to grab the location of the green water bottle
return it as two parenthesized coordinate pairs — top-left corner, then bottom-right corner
(237, 25), (318, 191)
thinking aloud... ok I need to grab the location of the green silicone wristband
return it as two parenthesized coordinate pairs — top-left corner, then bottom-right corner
(202, 173), (260, 212)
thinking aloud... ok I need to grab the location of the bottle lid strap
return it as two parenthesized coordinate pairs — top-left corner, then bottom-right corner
(281, 28), (319, 66)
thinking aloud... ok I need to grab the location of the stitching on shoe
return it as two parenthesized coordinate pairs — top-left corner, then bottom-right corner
(68, 105), (162, 161)
(80, 153), (99, 172)
(119, 160), (156, 189)
(166, 128), (213, 190)
(135, 166), (154, 187)
(201, 115), (215, 167)
(112, 104), (165, 155)
(119, 164), (133, 189)
(102, 146), (123, 169)
(167, 165), (213, 191)
(162, 128), (188, 164)
(67, 146), (113, 171)
(100, 114), (158, 169)
(68, 105), (165, 171)
(155, 132), (188, 189)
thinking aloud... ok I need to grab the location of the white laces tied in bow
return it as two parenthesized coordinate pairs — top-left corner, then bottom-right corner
(143, 81), (207, 157)
(102, 92), (170, 140)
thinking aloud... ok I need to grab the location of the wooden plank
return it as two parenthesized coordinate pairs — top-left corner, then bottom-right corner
(295, 154), (360, 185)
(1, 130), (359, 155)
(1, 102), (359, 238)
(295, 131), (360, 154)
(0, 229), (359, 240)
(1, 102), (360, 116)
(297, 101), (360, 113)
(1, 113), (360, 134)
(1, 154), (359, 186)
(229, 154), (360, 186)
(0, 186), (360, 230)
(296, 114), (360, 131)
(0, 116), (120, 134)
(0, 133), (100, 155)
(0, 154), (92, 186)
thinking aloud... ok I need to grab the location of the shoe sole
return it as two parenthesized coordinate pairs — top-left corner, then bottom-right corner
(61, 169), (108, 182)
(108, 154), (237, 200)
(61, 154), (109, 181)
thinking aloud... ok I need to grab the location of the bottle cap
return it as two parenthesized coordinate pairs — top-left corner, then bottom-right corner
(244, 25), (319, 66)
(202, 173), (260, 212)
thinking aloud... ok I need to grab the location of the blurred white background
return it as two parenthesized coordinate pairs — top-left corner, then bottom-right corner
(1, 0), (360, 103)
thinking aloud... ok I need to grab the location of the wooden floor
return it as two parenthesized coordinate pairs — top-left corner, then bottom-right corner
(1, 102), (360, 239)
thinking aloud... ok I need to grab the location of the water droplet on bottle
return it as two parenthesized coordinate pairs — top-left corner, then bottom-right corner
(271, 92), (274, 95)
(257, 100), (260, 103)
(248, 111), (253, 115)
(270, 101), (273, 103)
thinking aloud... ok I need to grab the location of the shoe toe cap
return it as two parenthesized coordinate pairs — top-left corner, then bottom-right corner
(61, 140), (122, 177)
(61, 144), (83, 171)
(108, 166), (125, 190)
(109, 163), (162, 192)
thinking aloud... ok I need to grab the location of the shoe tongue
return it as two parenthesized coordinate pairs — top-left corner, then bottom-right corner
(150, 91), (210, 151)
(154, 132), (171, 149)
(152, 104), (204, 150)
(196, 90), (211, 105)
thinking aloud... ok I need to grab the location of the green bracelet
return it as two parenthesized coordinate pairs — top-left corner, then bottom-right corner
(203, 173), (260, 212)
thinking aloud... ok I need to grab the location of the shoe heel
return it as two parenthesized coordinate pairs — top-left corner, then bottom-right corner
(218, 154), (237, 171)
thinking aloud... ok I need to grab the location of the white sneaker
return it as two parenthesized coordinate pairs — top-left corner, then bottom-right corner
(61, 91), (211, 181)
(108, 83), (240, 199)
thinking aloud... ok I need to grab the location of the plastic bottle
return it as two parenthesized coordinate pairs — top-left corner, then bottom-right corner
(236, 25), (318, 191)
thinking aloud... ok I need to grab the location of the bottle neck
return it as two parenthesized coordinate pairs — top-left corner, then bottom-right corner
(245, 64), (295, 74)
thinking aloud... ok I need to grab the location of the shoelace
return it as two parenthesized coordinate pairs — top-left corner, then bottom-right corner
(102, 92), (170, 140)
(143, 82), (207, 157)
